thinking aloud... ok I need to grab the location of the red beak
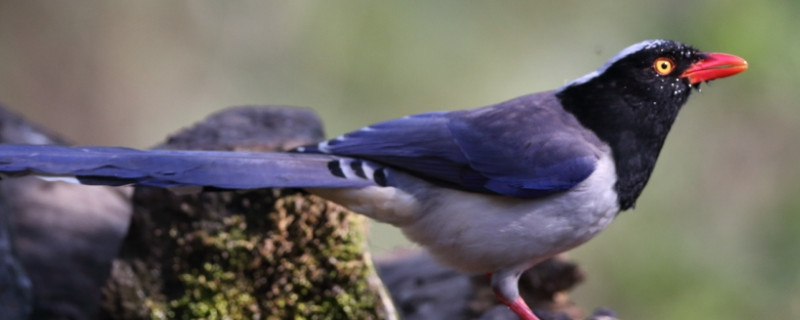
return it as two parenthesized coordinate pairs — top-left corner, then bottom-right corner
(681, 52), (748, 85)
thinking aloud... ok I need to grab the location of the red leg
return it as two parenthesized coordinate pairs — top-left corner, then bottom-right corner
(494, 291), (540, 320)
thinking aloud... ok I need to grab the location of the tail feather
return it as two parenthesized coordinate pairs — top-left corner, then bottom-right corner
(0, 144), (375, 190)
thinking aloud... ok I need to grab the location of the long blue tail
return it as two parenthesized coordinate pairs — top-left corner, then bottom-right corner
(0, 144), (374, 190)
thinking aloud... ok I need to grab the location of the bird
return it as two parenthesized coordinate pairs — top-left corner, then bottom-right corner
(0, 39), (747, 320)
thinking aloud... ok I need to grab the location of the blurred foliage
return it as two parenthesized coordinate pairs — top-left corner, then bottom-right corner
(1, 1), (798, 319)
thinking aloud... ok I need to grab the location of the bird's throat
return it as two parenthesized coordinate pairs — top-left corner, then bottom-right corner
(556, 83), (686, 210)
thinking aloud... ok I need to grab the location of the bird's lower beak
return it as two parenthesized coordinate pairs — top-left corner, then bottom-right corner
(681, 52), (748, 85)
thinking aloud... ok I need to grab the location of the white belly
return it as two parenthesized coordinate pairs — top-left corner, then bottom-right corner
(311, 153), (620, 274)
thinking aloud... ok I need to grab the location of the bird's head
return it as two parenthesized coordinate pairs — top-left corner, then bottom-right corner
(558, 39), (748, 113)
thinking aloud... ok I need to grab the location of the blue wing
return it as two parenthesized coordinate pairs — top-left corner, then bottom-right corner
(298, 92), (603, 198)
(0, 145), (373, 190)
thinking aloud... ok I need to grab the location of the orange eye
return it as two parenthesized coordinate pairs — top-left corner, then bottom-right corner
(653, 57), (675, 75)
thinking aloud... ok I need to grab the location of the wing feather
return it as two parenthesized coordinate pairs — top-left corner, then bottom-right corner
(299, 92), (603, 198)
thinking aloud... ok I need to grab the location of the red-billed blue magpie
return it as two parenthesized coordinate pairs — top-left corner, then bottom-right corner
(0, 40), (747, 320)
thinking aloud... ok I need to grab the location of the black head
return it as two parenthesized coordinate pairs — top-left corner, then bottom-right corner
(556, 39), (747, 210)
(558, 39), (744, 114)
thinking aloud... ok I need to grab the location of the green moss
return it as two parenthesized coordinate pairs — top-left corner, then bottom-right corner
(169, 263), (258, 320)
(105, 189), (388, 320)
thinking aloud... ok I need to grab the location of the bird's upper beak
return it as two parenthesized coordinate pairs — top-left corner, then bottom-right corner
(681, 52), (748, 85)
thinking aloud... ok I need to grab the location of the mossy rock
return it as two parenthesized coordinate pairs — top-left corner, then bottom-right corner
(101, 188), (391, 320)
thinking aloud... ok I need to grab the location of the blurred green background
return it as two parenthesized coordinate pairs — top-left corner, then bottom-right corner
(1, 1), (798, 319)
